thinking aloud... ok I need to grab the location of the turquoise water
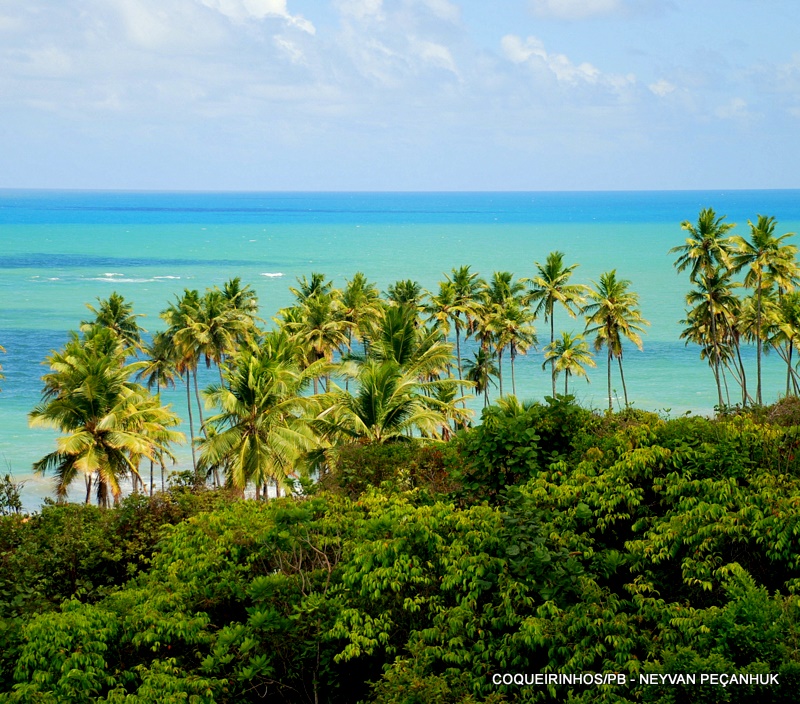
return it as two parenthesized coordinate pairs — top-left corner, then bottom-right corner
(2, 189), (799, 509)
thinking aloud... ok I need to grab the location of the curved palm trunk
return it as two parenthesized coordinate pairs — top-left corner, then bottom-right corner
(617, 354), (629, 408)
(85, 474), (92, 504)
(733, 334), (749, 406)
(709, 313), (724, 409)
(193, 369), (206, 435)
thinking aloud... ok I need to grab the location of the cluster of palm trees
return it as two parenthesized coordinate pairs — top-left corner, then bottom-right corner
(29, 298), (183, 507)
(30, 260), (651, 504)
(672, 209), (798, 408)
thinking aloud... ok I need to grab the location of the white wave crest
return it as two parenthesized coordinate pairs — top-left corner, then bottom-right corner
(260, 272), (284, 278)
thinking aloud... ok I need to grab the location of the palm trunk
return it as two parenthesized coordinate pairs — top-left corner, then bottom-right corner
(85, 474), (92, 504)
(618, 354), (629, 408)
(788, 343), (793, 396)
(497, 347), (504, 397)
(733, 333), (749, 406)
(607, 349), (613, 411)
(710, 313), (724, 408)
(510, 342), (517, 396)
(193, 368), (206, 435)
(756, 280), (763, 404)
(149, 459), (154, 497)
(550, 315), (556, 396)
(186, 370), (198, 474)
(564, 370), (569, 395)
(455, 322), (463, 381)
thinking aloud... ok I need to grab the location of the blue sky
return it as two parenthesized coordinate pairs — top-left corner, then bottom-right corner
(2, 0), (799, 190)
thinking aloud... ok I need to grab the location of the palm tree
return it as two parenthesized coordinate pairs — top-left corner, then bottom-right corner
(198, 336), (322, 498)
(386, 279), (424, 311)
(490, 298), (537, 397)
(524, 251), (588, 395)
(363, 304), (454, 384)
(161, 289), (203, 475)
(542, 332), (596, 395)
(681, 268), (743, 408)
(314, 359), (464, 444)
(29, 328), (182, 506)
(81, 292), (145, 352)
(446, 265), (483, 384)
(341, 272), (382, 356)
(475, 272), (526, 398)
(463, 348), (498, 408)
(584, 270), (649, 410)
(730, 215), (798, 404)
(424, 281), (457, 373)
(136, 331), (180, 493)
(772, 292), (800, 396)
(670, 208), (736, 282)
(282, 290), (349, 394)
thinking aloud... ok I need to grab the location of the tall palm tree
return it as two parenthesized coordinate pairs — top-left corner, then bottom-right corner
(681, 268), (742, 408)
(161, 289), (203, 474)
(475, 272), (526, 398)
(283, 290), (349, 394)
(730, 215), (798, 404)
(490, 298), (537, 397)
(584, 270), (649, 411)
(29, 328), (182, 506)
(670, 208), (736, 282)
(446, 265), (483, 384)
(542, 332), (596, 395)
(424, 280), (457, 375)
(463, 348), (498, 408)
(524, 251), (588, 395)
(341, 272), (382, 356)
(772, 292), (800, 396)
(198, 337), (322, 499)
(81, 292), (145, 353)
(136, 331), (180, 493)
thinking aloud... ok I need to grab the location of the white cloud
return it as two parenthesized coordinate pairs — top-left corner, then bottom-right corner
(649, 79), (675, 96)
(273, 34), (305, 64)
(715, 97), (750, 120)
(410, 0), (460, 23)
(199, 0), (315, 33)
(529, 0), (621, 20)
(410, 37), (459, 75)
(502, 34), (601, 83)
(529, 0), (669, 20)
(335, 0), (384, 22)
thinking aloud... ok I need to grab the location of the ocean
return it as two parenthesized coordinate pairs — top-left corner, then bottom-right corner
(2, 189), (799, 510)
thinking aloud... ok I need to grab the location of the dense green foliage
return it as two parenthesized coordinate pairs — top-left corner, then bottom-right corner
(4, 399), (800, 702)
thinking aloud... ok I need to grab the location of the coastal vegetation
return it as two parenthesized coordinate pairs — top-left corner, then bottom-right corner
(4, 399), (800, 701)
(1, 208), (800, 700)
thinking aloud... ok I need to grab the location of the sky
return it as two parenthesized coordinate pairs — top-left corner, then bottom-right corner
(2, 0), (799, 191)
